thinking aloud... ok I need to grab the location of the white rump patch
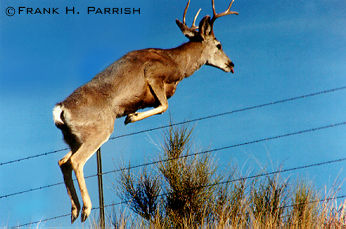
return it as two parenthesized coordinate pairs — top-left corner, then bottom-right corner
(53, 105), (64, 125)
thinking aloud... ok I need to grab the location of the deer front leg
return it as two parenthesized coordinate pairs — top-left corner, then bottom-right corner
(125, 80), (168, 124)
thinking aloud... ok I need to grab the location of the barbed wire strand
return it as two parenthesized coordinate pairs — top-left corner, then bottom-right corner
(2, 121), (346, 200)
(0, 148), (69, 167)
(16, 194), (346, 228)
(102, 158), (346, 209)
(101, 194), (346, 211)
(2, 85), (346, 167)
(109, 85), (346, 140)
(282, 195), (346, 209)
(103, 121), (346, 176)
(14, 213), (71, 228)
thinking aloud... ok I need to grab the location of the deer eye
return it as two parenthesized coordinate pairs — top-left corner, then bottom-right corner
(216, 44), (222, 50)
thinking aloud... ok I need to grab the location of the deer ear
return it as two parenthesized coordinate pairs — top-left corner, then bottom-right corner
(198, 16), (213, 38)
(176, 19), (198, 39)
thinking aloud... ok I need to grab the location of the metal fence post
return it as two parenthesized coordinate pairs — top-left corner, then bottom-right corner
(96, 148), (105, 229)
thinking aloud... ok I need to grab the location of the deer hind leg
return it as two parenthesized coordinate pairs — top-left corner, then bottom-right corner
(59, 151), (81, 223)
(69, 134), (110, 222)
(125, 80), (168, 124)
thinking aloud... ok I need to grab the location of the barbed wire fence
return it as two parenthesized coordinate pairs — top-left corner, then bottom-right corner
(1, 85), (345, 227)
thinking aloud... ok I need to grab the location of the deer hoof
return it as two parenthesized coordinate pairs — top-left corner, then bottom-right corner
(71, 206), (80, 224)
(124, 113), (138, 125)
(81, 206), (91, 223)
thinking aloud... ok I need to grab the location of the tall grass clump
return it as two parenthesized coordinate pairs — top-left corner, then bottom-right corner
(286, 182), (319, 228)
(248, 174), (288, 227)
(113, 125), (345, 228)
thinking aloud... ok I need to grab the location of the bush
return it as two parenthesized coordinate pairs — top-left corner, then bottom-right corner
(113, 125), (345, 228)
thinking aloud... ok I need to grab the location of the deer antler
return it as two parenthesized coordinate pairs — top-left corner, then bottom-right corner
(176, 0), (202, 38)
(211, 0), (238, 25)
(183, 0), (202, 30)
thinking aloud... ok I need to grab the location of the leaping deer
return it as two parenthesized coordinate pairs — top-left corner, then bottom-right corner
(53, 0), (238, 223)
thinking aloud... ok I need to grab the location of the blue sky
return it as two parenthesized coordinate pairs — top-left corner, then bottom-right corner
(0, 0), (345, 227)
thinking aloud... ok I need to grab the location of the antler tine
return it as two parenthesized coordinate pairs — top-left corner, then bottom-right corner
(182, 0), (201, 30)
(182, 0), (190, 25)
(177, 0), (201, 38)
(211, 0), (238, 24)
(192, 8), (202, 29)
(212, 0), (217, 18)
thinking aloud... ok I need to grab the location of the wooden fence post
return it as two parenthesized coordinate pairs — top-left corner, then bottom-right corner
(96, 148), (105, 229)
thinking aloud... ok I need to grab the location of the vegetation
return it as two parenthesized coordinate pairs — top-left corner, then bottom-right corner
(108, 125), (345, 228)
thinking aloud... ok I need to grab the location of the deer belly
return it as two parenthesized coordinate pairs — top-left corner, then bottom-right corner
(120, 87), (158, 115)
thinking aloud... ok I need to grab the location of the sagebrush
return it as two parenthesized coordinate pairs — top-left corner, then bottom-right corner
(110, 125), (345, 228)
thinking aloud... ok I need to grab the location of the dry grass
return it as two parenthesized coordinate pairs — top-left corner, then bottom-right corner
(107, 125), (346, 228)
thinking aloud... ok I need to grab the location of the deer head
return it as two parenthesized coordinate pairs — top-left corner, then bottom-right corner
(176, 0), (238, 73)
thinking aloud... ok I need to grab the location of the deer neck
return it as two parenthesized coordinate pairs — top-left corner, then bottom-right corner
(168, 41), (207, 78)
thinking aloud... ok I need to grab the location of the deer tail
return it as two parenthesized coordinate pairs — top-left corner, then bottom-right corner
(53, 104), (65, 126)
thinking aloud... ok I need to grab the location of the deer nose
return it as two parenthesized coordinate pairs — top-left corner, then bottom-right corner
(227, 61), (235, 73)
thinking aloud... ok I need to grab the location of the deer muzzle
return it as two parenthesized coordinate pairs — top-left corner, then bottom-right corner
(228, 61), (234, 74)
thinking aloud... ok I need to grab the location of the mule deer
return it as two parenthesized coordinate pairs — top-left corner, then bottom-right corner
(53, 0), (238, 223)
